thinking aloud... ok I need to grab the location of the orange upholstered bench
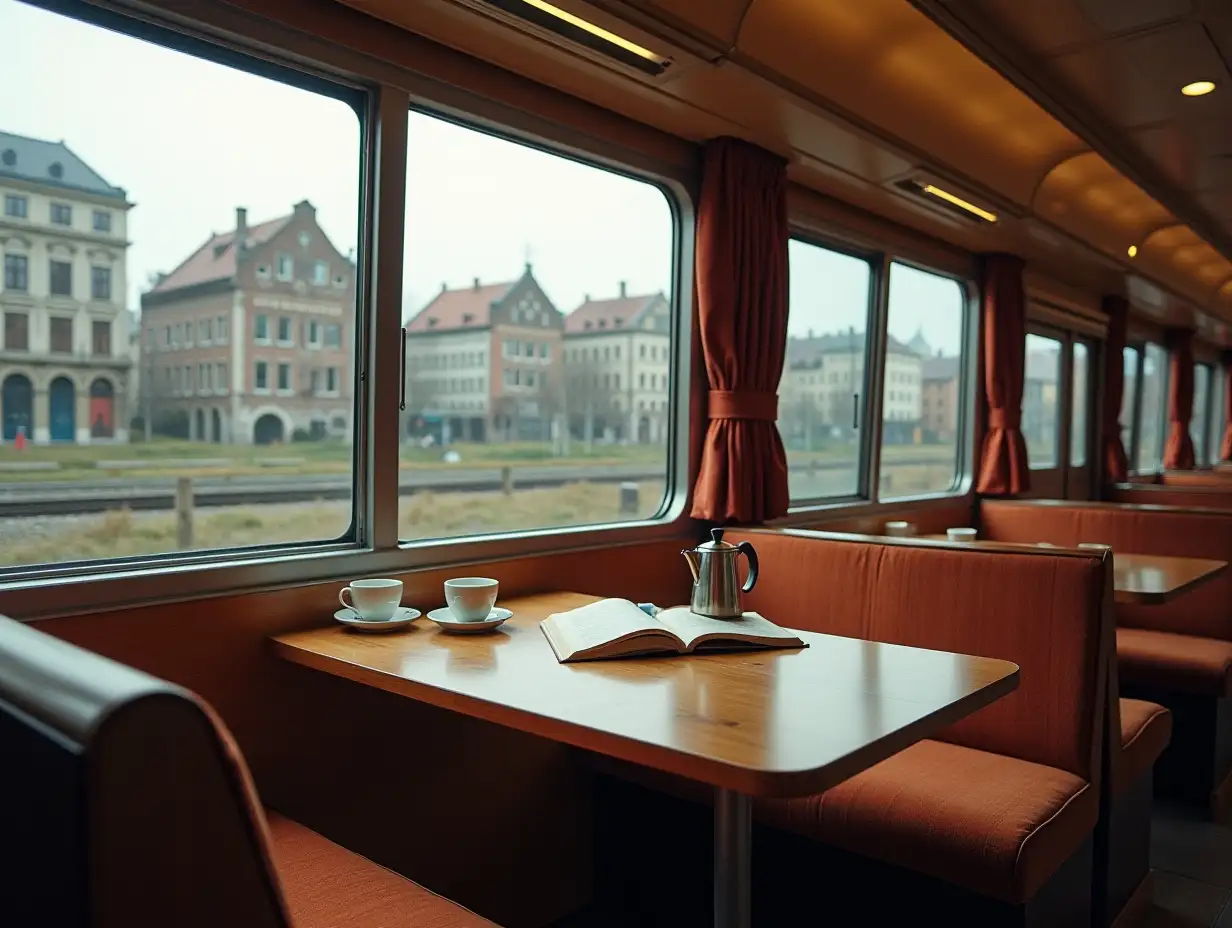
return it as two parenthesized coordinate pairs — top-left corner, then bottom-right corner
(0, 615), (496, 928)
(1107, 480), (1232, 512)
(687, 528), (1109, 928)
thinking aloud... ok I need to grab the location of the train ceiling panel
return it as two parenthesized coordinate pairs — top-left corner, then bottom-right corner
(616, 0), (752, 47)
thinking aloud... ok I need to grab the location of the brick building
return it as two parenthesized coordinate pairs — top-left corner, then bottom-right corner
(140, 202), (354, 444)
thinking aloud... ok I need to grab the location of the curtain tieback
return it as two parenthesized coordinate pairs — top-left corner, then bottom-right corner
(988, 408), (1021, 430)
(709, 390), (778, 420)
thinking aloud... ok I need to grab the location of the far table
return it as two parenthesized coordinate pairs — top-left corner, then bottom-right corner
(274, 591), (1019, 928)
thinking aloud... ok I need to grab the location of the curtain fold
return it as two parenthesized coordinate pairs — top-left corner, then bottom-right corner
(975, 254), (1030, 495)
(689, 136), (790, 523)
(1100, 295), (1129, 483)
(1221, 350), (1232, 461)
(1163, 328), (1196, 470)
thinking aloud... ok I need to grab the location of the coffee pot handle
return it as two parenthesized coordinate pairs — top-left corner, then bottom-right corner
(738, 541), (759, 593)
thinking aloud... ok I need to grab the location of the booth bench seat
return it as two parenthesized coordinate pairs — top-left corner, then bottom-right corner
(1118, 627), (1232, 698)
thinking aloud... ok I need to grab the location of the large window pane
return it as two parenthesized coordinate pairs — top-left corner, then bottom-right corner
(0, 0), (360, 569)
(1192, 363), (1211, 464)
(1025, 333), (1061, 468)
(879, 263), (965, 499)
(1210, 367), (1226, 466)
(1071, 342), (1089, 467)
(1136, 342), (1168, 474)
(399, 111), (674, 540)
(1120, 346), (1139, 464)
(780, 240), (872, 501)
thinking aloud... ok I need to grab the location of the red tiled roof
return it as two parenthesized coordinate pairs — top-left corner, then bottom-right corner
(150, 215), (289, 294)
(406, 280), (516, 332)
(564, 293), (660, 334)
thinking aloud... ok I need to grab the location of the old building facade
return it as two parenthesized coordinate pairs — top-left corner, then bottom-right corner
(0, 131), (132, 443)
(140, 201), (355, 444)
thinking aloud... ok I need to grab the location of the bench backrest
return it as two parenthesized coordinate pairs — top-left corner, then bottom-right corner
(1107, 481), (1232, 511)
(0, 615), (291, 928)
(727, 529), (1110, 785)
(980, 499), (1232, 641)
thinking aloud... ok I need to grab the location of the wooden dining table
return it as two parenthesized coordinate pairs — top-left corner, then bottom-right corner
(917, 536), (1227, 605)
(274, 590), (1019, 928)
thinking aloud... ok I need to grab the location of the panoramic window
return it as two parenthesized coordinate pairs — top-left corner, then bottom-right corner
(781, 239), (872, 502)
(1024, 333), (1062, 468)
(0, 0), (361, 570)
(399, 110), (675, 542)
(1070, 342), (1089, 467)
(1120, 346), (1139, 466)
(1209, 366), (1226, 466)
(878, 262), (966, 499)
(1192, 363), (1211, 464)
(1135, 342), (1168, 474)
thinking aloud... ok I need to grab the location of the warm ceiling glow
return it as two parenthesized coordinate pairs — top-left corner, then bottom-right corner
(921, 184), (998, 223)
(1128, 245), (1138, 258)
(1181, 80), (1216, 97)
(516, 0), (663, 62)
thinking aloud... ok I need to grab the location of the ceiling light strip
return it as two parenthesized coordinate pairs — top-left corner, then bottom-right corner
(920, 184), (998, 223)
(515, 0), (664, 63)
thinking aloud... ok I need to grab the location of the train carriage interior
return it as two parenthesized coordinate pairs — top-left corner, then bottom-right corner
(12, 0), (1232, 926)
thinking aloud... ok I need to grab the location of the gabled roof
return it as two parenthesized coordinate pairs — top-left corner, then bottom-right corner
(786, 331), (914, 368)
(406, 280), (517, 333)
(0, 131), (126, 199)
(148, 215), (289, 295)
(564, 291), (665, 334)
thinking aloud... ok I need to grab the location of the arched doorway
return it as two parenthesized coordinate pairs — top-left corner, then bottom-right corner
(2, 374), (32, 441)
(89, 378), (115, 438)
(49, 377), (75, 442)
(253, 413), (284, 445)
(637, 416), (650, 444)
(194, 408), (205, 443)
(211, 408), (222, 443)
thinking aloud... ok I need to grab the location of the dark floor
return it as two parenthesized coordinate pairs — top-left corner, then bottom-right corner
(1146, 803), (1232, 927)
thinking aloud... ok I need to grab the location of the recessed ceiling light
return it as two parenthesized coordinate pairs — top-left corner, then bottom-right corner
(1128, 245), (1139, 258)
(1181, 80), (1216, 97)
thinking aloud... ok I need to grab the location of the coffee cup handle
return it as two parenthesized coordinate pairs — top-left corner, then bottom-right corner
(339, 587), (355, 611)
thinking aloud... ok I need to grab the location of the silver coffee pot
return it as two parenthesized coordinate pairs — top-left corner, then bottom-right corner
(681, 528), (760, 619)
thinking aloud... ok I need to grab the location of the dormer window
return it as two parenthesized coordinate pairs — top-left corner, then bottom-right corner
(428, 318), (438, 328)
(584, 321), (593, 330)
(614, 317), (624, 327)
(1, 149), (14, 167)
(48, 162), (63, 179)
(462, 313), (474, 325)
(598, 320), (607, 329)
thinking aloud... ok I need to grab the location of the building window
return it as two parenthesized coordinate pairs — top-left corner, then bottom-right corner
(3, 254), (28, 292)
(1192, 363), (1212, 464)
(276, 254), (293, 281)
(216, 315), (228, 343)
(878, 263), (967, 500)
(324, 323), (341, 348)
(1071, 342), (1089, 468)
(277, 316), (292, 345)
(310, 369), (321, 394)
(784, 239), (873, 502)
(200, 318), (212, 344)
(216, 362), (227, 394)
(254, 361), (269, 392)
(49, 260), (72, 297)
(184, 320), (193, 346)
(3, 195), (26, 219)
(49, 317), (73, 354)
(308, 320), (321, 347)
(4, 312), (28, 351)
(327, 366), (338, 393)
(1025, 333), (1062, 469)
(91, 266), (112, 301)
(50, 203), (72, 226)
(91, 320), (111, 357)
(1135, 342), (1168, 475)
(92, 210), (112, 233)
(277, 362), (291, 392)
(312, 261), (328, 285)
(254, 314), (269, 342)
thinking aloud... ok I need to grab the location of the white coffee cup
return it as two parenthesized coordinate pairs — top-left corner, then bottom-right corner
(444, 577), (499, 622)
(339, 578), (403, 621)
(1078, 543), (1111, 551)
(947, 527), (978, 543)
(884, 521), (915, 538)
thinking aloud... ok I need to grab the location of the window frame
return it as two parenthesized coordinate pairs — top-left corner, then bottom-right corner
(1192, 361), (1214, 466)
(0, 0), (696, 618)
(1131, 340), (1170, 476)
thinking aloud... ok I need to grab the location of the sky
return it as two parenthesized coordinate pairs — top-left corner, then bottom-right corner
(2, 0), (960, 356)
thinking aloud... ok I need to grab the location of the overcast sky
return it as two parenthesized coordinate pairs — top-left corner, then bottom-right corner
(3, 0), (961, 357)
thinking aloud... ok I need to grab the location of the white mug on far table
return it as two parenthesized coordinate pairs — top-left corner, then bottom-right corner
(947, 527), (978, 543)
(445, 577), (500, 622)
(339, 578), (404, 621)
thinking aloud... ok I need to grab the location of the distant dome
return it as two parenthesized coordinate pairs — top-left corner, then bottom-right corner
(907, 328), (931, 357)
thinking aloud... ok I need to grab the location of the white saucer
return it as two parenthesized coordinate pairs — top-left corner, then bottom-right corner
(426, 607), (512, 633)
(334, 606), (421, 632)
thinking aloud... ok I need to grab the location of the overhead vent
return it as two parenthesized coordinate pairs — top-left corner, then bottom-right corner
(453, 0), (677, 79)
(893, 178), (998, 224)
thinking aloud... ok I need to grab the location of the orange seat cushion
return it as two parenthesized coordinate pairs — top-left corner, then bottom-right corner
(1115, 698), (1171, 792)
(1118, 628), (1232, 697)
(265, 812), (497, 928)
(755, 740), (1097, 905)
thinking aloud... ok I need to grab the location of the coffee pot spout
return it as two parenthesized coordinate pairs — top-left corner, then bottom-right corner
(681, 548), (701, 583)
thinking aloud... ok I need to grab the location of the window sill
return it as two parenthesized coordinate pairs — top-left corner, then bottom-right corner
(276, 389), (294, 396)
(255, 338), (271, 346)
(276, 340), (294, 348)
(254, 388), (270, 395)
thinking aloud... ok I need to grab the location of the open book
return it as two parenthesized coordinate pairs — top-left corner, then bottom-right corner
(540, 598), (807, 663)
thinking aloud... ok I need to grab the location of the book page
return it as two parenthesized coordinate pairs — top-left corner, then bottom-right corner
(542, 599), (679, 661)
(656, 607), (805, 652)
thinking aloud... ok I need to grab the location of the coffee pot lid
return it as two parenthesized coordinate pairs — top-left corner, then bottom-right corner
(695, 527), (738, 552)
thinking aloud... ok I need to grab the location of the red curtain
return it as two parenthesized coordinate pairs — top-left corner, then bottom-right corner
(690, 137), (789, 523)
(1222, 350), (1232, 461)
(1163, 328), (1195, 470)
(1100, 295), (1129, 483)
(975, 254), (1030, 495)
